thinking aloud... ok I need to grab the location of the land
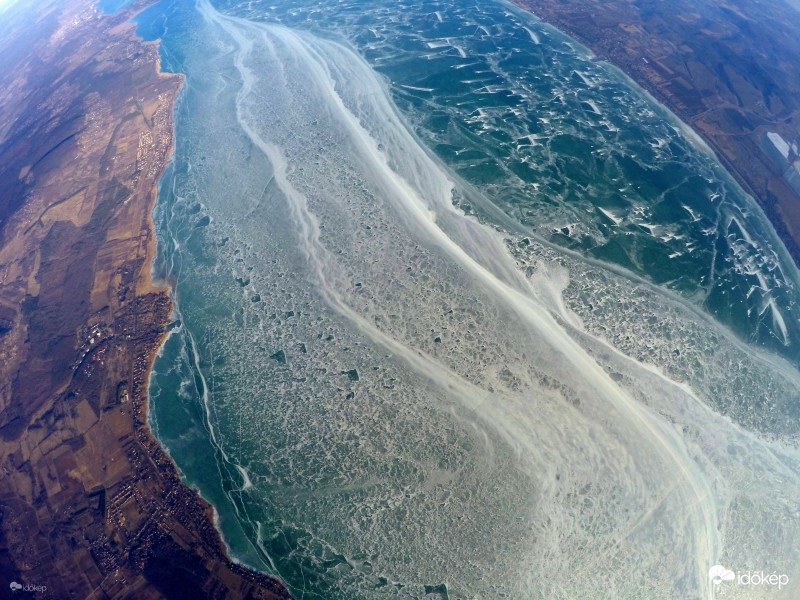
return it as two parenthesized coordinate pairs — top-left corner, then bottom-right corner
(514, 0), (800, 266)
(0, 1), (291, 597)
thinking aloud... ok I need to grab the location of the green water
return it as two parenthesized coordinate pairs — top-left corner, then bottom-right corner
(137, 0), (800, 598)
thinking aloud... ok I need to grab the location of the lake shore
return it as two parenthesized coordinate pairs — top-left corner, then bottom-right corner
(0, 0), (291, 596)
(512, 0), (800, 269)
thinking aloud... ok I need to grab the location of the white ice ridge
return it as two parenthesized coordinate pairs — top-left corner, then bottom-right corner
(523, 26), (540, 44)
(189, 1), (800, 597)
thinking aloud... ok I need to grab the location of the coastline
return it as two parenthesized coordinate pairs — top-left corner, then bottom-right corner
(0, 0), (291, 596)
(593, 58), (800, 285)
(510, 0), (800, 270)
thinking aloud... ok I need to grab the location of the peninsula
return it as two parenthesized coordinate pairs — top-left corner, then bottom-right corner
(0, 0), (291, 597)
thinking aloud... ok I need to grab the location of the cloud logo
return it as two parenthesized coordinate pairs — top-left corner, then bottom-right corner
(9, 581), (22, 591)
(709, 565), (736, 585)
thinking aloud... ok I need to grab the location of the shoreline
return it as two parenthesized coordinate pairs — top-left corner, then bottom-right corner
(123, 2), (282, 576)
(0, 0), (291, 596)
(116, 4), (293, 594)
(510, 0), (800, 271)
(592, 56), (800, 283)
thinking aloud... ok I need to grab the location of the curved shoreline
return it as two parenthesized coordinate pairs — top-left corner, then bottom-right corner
(510, 0), (800, 270)
(0, 0), (291, 596)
